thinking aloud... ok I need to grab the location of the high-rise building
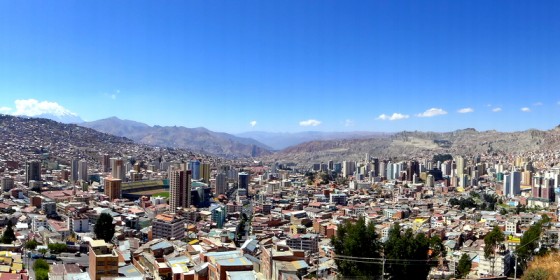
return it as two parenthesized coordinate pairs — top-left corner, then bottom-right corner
(71, 159), (79, 182)
(503, 173), (511, 197)
(1, 177), (14, 192)
(101, 154), (110, 173)
(238, 172), (249, 190)
(342, 161), (356, 178)
(26, 160), (41, 183)
(78, 159), (88, 182)
(104, 178), (122, 201)
(110, 158), (125, 180)
(189, 160), (201, 180)
(201, 162), (211, 183)
(510, 170), (521, 197)
(89, 240), (119, 280)
(169, 169), (192, 212)
(455, 156), (465, 177)
(215, 172), (227, 195)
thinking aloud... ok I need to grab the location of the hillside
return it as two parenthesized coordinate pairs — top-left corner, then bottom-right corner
(81, 117), (273, 158)
(267, 127), (560, 164)
(236, 131), (386, 150)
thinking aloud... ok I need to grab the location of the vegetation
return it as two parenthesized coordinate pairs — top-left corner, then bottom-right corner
(448, 197), (477, 210)
(516, 215), (550, 274)
(522, 252), (560, 280)
(33, 259), (50, 280)
(0, 220), (16, 244)
(385, 223), (443, 280)
(24, 239), (39, 250)
(331, 217), (381, 279)
(331, 220), (444, 280)
(432, 154), (453, 163)
(153, 191), (170, 198)
(484, 226), (505, 276)
(48, 243), (68, 254)
(94, 213), (116, 243)
(457, 253), (472, 278)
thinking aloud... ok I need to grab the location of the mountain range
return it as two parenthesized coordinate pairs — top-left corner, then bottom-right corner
(80, 117), (273, 158)
(26, 113), (560, 162)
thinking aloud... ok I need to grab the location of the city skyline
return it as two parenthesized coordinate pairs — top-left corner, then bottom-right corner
(1, 1), (560, 133)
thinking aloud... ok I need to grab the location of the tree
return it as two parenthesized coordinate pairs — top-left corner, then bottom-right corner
(32, 259), (49, 271)
(484, 226), (505, 276)
(457, 253), (472, 278)
(384, 223), (442, 280)
(38, 248), (48, 255)
(48, 243), (68, 254)
(331, 217), (382, 279)
(516, 217), (548, 273)
(94, 213), (115, 243)
(24, 239), (39, 250)
(1, 220), (16, 244)
(33, 259), (49, 280)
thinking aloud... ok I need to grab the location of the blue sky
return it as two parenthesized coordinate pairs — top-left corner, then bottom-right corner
(1, 1), (559, 133)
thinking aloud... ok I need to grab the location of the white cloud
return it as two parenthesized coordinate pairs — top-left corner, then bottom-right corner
(533, 102), (543, 106)
(299, 119), (321, 127)
(11, 99), (77, 117)
(0, 107), (12, 114)
(416, 108), (447, 118)
(521, 107), (531, 112)
(111, 94), (117, 100)
(457, 107), (474, 114)
(344, 119), (355, 127)
(250, 120), (257, 127)
(377, 113), (410, 121)
(492, 107), (502, 112)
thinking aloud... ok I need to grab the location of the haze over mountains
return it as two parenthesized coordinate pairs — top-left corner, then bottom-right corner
(236, 131), (387, 150)
(22, 113), (560, 162)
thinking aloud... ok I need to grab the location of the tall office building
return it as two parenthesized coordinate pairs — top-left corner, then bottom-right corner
(503, 173), (511, 197)
(510, 170), (521, 197)
(78, 159), (88, 182)
(104, 178), (122, 201)
(71, 158), (79, 182)
(169, 169), (192, 212)
(342, 161), (356, 178)
(238, 172), (249, 190)
(26, 160), (41, 183)
(201, 162), (211, 183)
(455, 156), (465, 177)
(111, 158), (125, 180)
(215, 172), (227, 195)
(189, 160), (201, 180)
(101, 154), (110, 172)
(1, 177), (14, 192)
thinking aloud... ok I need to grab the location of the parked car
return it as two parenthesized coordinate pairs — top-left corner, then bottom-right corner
(74, 252), (81, 257)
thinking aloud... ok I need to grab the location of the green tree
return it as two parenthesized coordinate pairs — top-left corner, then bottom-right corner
(457, 253), (472, 278)
(35, 269), (49, 280)
(32, 259), (49, 271)
(48, 243), (68, 254)
(1, 220), (16, 244)
(38, 248), (48, 255)
(94, 213), (115, 243)
(24, 239), (39, 250)
(384, 223), (441, 280)
(484, 226), (505, 276)
(516, 217), (548, 273)
(331, 217), (382, 279)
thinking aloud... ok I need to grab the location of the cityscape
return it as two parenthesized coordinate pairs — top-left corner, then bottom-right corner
(2, 1), (560, 280)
